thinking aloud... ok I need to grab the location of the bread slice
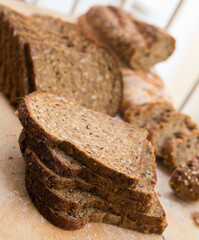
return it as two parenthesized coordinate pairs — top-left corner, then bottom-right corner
(169, 156), (199, 201)
(25, 40), (122, 116)
(19, 129), (156, 204)
(78, 5), (175, 70)
(124, 102), (174, 129)
(25, 168), (166, 226)
(22, 143), (155, 211)
(162, 131), (199, 168)
(150, 112), (197, 156)
(26, 171), (167, 233)
(18, 91), (148, 187)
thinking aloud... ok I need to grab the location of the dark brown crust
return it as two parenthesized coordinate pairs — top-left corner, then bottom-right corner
(169, 156), (199, 201)
(18, 91), (149, 187)
(78, 5), (175, 70)
(22, 146), (158, 214)
(19, 129), (156, 205)
(25, 170), (167, 233)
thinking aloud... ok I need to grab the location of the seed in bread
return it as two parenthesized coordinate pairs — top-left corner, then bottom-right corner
(18, 91), (148, 187)
(169, 156), (199, 201)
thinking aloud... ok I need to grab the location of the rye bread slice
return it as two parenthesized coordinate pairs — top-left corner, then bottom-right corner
(18, 91), (148, 187)
(150, 112), (198, 156)
(25, 40), (122, 116)
(78, 5), (175, 70)
(19, 129), (156, 204)
(22, 143), (155, 211)
(124, 102), (174, 129)
(26, 172), (167, 233)
(25, 168), (166, 226)
(162, 131), (199, 168)
(169, 156), (199, 201)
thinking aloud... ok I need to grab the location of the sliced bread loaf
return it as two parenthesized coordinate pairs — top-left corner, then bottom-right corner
(124, 101), (174, 129)
(78, 5), (175, 70)
(25, 41), (122, 116)
(25, 168), (166, 226)
(162, 131), (199, 168)
(18, 91), (148, 187)
(169, 156), (199, 201)
(26, 170), (167, 233)
(20, 129), (156, 204)
(149, 112), (197, 156)
(22, 143), (155, 211)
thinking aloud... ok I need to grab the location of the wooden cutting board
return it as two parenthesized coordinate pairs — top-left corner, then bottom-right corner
(0, 1), (198, 239)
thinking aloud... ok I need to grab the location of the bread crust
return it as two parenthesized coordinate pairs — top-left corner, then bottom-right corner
(19, 129), (156, 205)
(78, 5), (175, 70)
(169, 156), (199, 201)
(18, 91), (149, 187)
(26, 174), (167, 233)
(25, 169), (166, 228)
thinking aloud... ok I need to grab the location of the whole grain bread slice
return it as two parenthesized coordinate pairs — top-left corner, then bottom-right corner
(149, 112), (198, 156)
(18, 91), (148, 187)
(20, 129), (156, 204)
(78, 5), (175, 70)
(25, 167), (166, 226)
(26, 171), (167, 233)
(124, 101), (174, 129)
(25, 40), (122, 116)
(22, 143), (155, 211)
(162, 131), (199, 168)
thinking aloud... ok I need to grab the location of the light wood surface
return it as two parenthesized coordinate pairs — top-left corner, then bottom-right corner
(0, 1), (198, 239)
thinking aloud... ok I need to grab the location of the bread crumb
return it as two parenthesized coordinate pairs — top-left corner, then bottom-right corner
(192, 212), (199, 226)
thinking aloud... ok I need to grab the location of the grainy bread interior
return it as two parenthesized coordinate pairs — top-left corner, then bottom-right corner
(25, 167), (167, 230)
(19, 130), (156, 205)
(150, 112), (197, 156)
(162, 131), (199, 168)
(25, 41), (122, 116)
(18, 91), (148, 187)
(124, 101), (174, 129)
(26, 170), (167, 233)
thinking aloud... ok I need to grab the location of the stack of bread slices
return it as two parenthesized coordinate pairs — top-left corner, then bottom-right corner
(0, 5), (122, 116)
(18, 91), (167, 233)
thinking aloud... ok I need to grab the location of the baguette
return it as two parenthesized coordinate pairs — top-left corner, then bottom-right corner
(78, 5), (175, 70)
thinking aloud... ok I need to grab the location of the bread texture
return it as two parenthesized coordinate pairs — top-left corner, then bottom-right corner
(18, 91), (148, 187)
(78, 5), (175, 70)
(23, 148), (165, 220)
(169, 156), (199, 201)
(162, 131), (199, 168)
(25, 41), (122, 116)
(19, 130), (157, 205)
(0, 6), (122, 116)
(121, 68), (171, 113)
(26, 170), (167, 233)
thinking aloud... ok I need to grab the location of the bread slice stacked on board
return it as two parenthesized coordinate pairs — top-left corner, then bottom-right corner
(18, 91), (167, 233)
(78, 5), (199, 201)
(0, 5), (122, 116)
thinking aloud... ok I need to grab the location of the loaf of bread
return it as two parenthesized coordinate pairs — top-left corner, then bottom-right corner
(18, 91), (167, 233)
(123, 69), (199, 201)
(0, 5), (122, 116)
(78, 5), (175, 70)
